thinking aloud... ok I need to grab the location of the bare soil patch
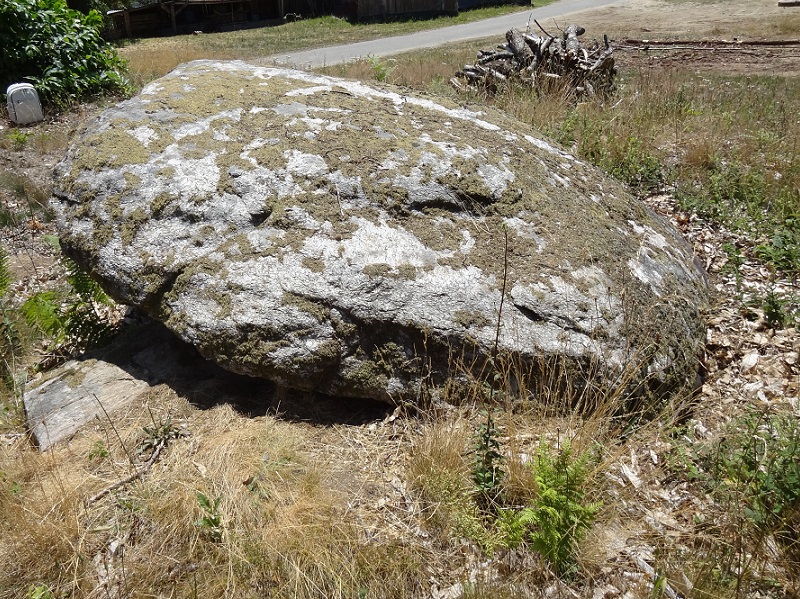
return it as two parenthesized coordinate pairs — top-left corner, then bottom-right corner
(563, 0), (800, 74)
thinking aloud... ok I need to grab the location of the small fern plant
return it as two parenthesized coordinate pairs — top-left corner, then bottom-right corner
(22, 256), (117, 359)
(499, 440), (601, 576)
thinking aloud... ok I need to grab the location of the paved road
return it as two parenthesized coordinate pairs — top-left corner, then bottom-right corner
(264, 0), (622, 69)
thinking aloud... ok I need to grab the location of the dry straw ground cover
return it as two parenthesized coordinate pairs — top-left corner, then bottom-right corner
(1, 0), (799, 597)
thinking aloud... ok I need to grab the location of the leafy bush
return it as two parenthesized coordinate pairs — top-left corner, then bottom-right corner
(669, 409), (800, 584)
(0, 0), (129, 106)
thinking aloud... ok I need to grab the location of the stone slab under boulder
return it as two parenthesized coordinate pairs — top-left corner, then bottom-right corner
(53, 60), (708, 405)
(24, 359), (147, 451)
(23, 322), (393, 450)
(23, 322), (209, 450)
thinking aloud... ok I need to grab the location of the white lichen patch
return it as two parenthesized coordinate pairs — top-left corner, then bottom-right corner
(629, 247), (665, 293)
(244, 62), (503, 131)
(459, 229), (475, 253)
(550, 172), (570, 188)
(229, 165), (303, 200)
(127, 126), (159, 148)
(285, 150), (328, 177)
(162, 147), (220, 200)
(477, 162), (515, 197)
(628, 220), (670, 250)
(173, 108), (242, 140)
(524, 134), (574, 160)
(342, 217), (447, 268)
(139, 82), (164, 96)
(504, 217), (547, 253)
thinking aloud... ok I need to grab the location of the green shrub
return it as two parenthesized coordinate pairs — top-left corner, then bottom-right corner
(582, 135), (665, 194)
(0, 0), (129, 106)
(755, 224), (800, 276)
(499, 441), (601, 576)
(670, 409), (800, 584)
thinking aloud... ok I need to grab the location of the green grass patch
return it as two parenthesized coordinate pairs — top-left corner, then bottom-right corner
(665, 409), (800, 593)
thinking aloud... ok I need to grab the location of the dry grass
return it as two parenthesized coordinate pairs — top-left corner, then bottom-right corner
(1, 339), (698, 598)
(0, 388), (427, 598)
(3, 345), (797, 596)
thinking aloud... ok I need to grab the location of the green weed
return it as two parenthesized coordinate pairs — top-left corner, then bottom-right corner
(195, 492), (223, 542)
(583, 133), (665, 194)
(761, 289), (796, 329)
(721, 242), (745, 288)
(417, 413), (603, 576)
(755, 225), (800, 276)
(366, 55), (396, 82)
(88, 440), (110, 461)
(140, 411), (184, 454)
(7, 129), (29, 151)
(667, 409), (800, 590)
(471, 410), (505, 509)
(26, 584), (54, 599)
(705, 411), (800, 541)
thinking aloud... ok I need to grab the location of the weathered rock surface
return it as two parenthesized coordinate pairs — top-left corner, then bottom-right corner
(53, 60), (707, 404)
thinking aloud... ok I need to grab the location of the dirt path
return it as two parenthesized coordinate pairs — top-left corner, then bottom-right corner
(574, 0), (800, 74)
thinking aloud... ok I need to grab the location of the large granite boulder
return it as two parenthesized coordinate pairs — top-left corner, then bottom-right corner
(53, 60), (707, 404)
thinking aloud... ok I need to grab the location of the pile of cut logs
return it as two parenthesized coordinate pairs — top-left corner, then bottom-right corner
(451, 24), (616, 99)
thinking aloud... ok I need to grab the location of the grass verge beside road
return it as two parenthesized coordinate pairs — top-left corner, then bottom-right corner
(118, 4), (546, 87)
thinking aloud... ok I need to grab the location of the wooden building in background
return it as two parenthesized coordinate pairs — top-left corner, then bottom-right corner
(107, 0), (510, 39)
(107, 0), (325, 38)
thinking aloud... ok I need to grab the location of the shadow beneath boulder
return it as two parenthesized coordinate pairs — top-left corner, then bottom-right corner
(114, 320), (392, 424)
(23, 319), (392, 450)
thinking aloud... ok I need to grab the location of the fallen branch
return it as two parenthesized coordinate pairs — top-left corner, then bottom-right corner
(86, 437), (167, 505)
